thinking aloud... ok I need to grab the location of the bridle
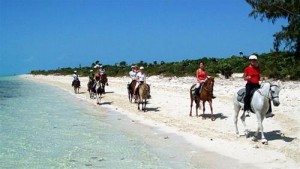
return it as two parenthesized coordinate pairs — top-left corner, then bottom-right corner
(258, 82), (280, 100)
(202, 78), (214, 92)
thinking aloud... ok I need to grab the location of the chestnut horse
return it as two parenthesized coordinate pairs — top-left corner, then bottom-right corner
(137, 82), (150, 111)
(189, 77), (215, 120)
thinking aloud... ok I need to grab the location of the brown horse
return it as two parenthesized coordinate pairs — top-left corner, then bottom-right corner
(189, 77), (215, 120)
(137, 82), (150, 111)
(128, 80), (137, 102)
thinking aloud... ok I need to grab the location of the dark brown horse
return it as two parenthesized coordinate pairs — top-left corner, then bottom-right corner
(189, 77), (215, 120)
(72, 79), (80, 94)
(127, 80), (137, 102)
(95, 73), (108, 93)
(87, 79), (96, 99)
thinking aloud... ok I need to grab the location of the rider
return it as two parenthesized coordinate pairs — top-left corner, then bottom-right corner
(243, 55), (273, 117)
(73, 70), (79, 80)
(72, 70), (80, 86)
(99, 65), (106, 76)
(194, 62), (215, 98)
(129, 65), (138, 80)
(94, 64), (101, 81)
(88, 69), (94, 81)
(134, 66), (146, 95)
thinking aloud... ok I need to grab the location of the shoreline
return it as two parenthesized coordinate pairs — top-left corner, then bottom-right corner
(20, 74), (300, 168)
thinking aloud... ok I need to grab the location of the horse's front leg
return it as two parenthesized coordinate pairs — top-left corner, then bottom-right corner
(195, 100), (199, 117)
(96, 94), (101, 105)
(190, 98), (193, 116)
(255, 113), (267, 144)
(143, 99), (147, 112)
(233, 102), (241, 136)
(202, 101), (206, 119)
(240, 111), (249, 138)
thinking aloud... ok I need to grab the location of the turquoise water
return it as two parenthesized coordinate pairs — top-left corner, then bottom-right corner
(0, 76), (251, 169)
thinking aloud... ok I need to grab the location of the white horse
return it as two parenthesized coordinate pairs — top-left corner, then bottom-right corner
(95, 80), (105, 105)
(233, 81), (281, 145)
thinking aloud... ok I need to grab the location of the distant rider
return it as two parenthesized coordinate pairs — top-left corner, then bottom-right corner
(134, 66), (146, 95)
(194, 62), (215, 98)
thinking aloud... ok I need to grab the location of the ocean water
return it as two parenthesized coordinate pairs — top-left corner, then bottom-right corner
(0, 76), (251, 169)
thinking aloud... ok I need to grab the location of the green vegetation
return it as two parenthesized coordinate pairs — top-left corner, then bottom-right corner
(246, 0), (300, 59)
(30, 52), (300, 80)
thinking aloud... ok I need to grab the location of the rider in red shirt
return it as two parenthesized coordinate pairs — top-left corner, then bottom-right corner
(194, 62), (215, 98)
(243, 55), (260, 112)
(243, 55), (273, 118)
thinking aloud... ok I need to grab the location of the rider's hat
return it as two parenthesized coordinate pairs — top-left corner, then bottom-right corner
(140, 66), (144, 70)
(131, 65), (135, 68)
(94, 64), (100, 68)
(99, 65), (103, 68)
(249, 55), (257, 60)
(74, 70), (77, 73)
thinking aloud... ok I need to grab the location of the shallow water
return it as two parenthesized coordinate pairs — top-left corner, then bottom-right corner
(0, 76), (253, 168)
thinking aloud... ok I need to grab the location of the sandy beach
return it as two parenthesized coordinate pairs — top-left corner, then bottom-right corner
(21, 74), (300, 169)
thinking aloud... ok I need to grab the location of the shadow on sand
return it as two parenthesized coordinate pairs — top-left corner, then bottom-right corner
(199, 113), (228, 120)
(104, 91), (114, 94)
(248, 130), (296, 142)
(144, 107), (160, 112)
(99, 101), (113, 105)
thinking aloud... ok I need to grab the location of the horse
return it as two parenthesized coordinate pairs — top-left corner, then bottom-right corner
(95, 79), (105, 105)
(87, 79), (96, 99)
(189, 77), (215, 120)
(100, 74), (108, 93)
(72, 79), (80, 94)
(127, 80), (137, 103)
(233, 81), (281, 145)
(137, 82), (150, 112)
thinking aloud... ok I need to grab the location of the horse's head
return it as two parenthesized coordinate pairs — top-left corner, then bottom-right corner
(203, 76), (214, 92)
(270, 80), (281, 107)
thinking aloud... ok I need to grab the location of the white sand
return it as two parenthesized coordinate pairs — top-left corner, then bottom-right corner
(21, 74), (300, 168)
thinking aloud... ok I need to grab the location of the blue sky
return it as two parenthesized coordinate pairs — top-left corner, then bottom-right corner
(0, 0), (286, 75)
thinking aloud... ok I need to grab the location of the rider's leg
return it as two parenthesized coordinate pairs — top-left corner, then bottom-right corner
(134, 82), (139, 95)
(194, 83), (200, 96)
(244, 83), (252, 111)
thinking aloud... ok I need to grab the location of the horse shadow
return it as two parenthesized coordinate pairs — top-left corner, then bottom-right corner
(104, 91), (114, 94)
(248, 130), (295, 142)
(78, 91), (86, 94)
(99, 101), (113, 105)
(144, 107), (160, 112)
(199, 113), (228, 120)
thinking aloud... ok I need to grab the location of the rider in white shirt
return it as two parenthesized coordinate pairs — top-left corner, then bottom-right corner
(134, 66), (146, 94)
(73, 70), (79, 80)
(129, 65), (137, 80)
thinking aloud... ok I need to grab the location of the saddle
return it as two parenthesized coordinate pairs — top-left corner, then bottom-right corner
(237, 88), (259, 102)
(237, 88), (258, 113)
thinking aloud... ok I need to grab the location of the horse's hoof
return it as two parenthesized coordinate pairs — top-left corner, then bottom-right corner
(252, 137), (258, 142)
(211, 117), (216, 121)
(261, 139), (268, 145)
(202, 117), (205, 120)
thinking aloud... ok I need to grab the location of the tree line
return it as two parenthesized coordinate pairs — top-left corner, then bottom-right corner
(30, 52), (300, 80)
